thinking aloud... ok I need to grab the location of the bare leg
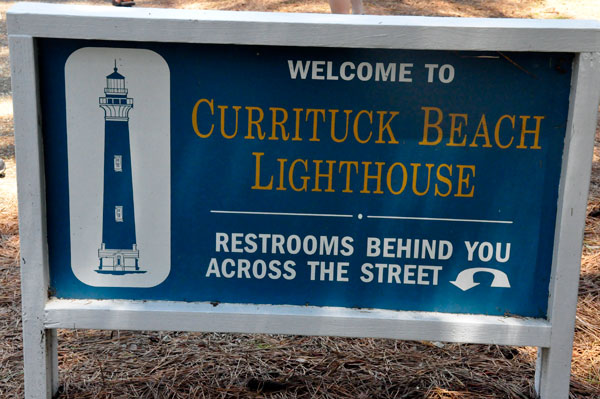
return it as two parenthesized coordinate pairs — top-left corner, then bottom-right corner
(329, 0), (351, 14)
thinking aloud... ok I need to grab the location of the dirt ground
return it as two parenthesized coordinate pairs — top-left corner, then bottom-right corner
(1, 0), (600, 398)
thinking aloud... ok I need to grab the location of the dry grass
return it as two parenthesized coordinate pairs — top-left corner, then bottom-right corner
(1, 0), (600, 398)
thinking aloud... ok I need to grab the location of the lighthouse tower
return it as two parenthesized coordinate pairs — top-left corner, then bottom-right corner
(96, 62), (144, 274)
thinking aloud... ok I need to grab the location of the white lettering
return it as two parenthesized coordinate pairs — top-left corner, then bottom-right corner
(288, 60), (311, 79)
(312, 60), (326, 80)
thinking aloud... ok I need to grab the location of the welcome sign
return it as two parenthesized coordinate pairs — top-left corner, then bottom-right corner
(10, 5), (600, 398)
(40, 40), (571, 317)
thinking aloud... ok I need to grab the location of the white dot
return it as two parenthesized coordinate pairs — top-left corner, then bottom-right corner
(358, 214), (363, 219)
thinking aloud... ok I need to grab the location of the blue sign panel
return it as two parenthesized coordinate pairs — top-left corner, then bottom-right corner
(39, 39), (573, 318)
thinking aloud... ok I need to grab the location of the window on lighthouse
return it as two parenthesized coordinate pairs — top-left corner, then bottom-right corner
(114, 155), (123, 172)
(115, 206), (124, 222)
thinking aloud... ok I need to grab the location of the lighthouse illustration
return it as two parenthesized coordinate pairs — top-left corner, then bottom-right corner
(96, 61), (145, 275)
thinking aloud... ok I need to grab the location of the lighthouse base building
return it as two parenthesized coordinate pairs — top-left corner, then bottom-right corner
(98, 243), (141, 273)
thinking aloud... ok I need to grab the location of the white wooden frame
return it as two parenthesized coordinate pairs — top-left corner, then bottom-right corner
(8, 4), (600, 399)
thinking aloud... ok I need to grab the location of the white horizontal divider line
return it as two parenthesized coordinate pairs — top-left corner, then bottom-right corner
(367, 215), (513, 224)
(211, 210), (353, 218)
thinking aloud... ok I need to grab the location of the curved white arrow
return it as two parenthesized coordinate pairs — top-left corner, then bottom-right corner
(450, 268), (511, 291)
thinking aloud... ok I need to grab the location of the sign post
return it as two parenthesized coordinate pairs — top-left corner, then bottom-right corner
(8, 3), (600, 398)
